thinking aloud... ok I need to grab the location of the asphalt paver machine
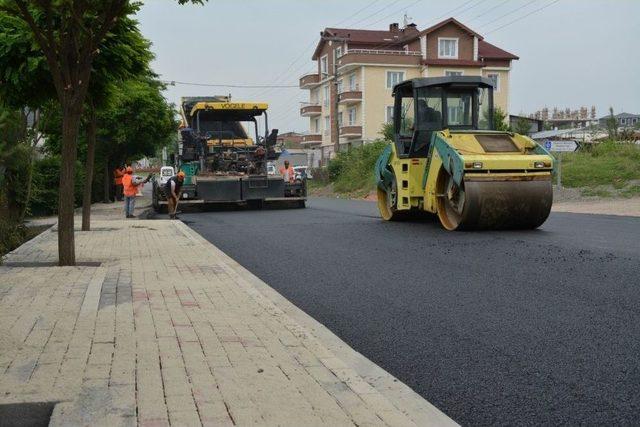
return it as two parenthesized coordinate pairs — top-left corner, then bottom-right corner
(152, 96), (306, 212)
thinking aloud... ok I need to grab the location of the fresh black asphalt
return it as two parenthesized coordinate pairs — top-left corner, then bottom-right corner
(176, 198), (640, 425)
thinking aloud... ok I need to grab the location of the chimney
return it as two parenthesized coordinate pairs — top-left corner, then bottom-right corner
(389, 23), (399, 32)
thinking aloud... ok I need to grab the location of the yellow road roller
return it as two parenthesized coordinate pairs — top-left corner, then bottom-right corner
(375, 76), (554, 230)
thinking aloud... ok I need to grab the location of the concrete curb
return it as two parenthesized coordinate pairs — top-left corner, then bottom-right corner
(174, 220), (458, 426)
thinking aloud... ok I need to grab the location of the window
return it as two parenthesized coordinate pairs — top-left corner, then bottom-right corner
(314, 118), (320, 133)
(445, 70), (463, 77)
(386, 106), (394, 123)
(438, 38), (458, 59)
(323, 85), (329, 107)
(415, 87), (443, 131)
(349, 73), (357, 91)
(324, 116), (330, 135)
(386, 71), (404, 89)
(486, 73), (500, 92)
(398, 95), (415, 137)
(337, 79), (343, 94)
(320, 55), (328, 76)
(337, 111), (343, 128)
(334, 47), (342, 62)
(446, 92), (473, 126)
(348, 107), (356, 126)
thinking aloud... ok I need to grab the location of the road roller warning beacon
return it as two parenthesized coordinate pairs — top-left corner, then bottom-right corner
(375, 76), (554, 230)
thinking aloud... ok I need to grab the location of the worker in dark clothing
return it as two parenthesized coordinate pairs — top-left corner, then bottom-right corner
(164, 171), (185, 219)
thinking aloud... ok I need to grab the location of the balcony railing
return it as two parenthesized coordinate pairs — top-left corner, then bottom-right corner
(338, 49), (422, 69)
(338, 88), (362, 104)
(301, 134), (322, 145)
(299, 73), (320, 89)
(345, 49), (421, 56)
(339, 125), (362, 138)
(300, 103), (322, 117)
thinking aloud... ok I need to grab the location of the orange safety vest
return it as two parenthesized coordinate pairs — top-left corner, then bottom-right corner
(122, 173), (137, 197)
(279, 166), (295, 182)
(114, 168), (125, 185)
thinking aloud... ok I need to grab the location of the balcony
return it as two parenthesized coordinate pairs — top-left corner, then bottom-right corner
(339, 125), (362, 139)
(300, 103), (322, 117)
(301, 134), (322, 145)
(299, 73), (320, 89)
(338, 88), (362, 105)
(338, 49), (422, 72)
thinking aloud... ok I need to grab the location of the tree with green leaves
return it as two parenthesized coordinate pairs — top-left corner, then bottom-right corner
(0, 0), (205, 265)
(513, 116), (532, 135)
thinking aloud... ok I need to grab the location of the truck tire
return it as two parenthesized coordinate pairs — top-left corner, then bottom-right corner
(152, 182), (161, 213)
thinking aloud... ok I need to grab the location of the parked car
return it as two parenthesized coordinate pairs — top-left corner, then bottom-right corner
(293, 166), (312, 180)
(267, 162), (277, 176)
(159, 166), (175, 184)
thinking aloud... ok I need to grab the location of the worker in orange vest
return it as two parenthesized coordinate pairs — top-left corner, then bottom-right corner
(122, 166), (151, 218)
(279, 160), (295, 183)
(113, 165), (126, 201)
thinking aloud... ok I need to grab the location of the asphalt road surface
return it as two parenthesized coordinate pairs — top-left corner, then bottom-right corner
(178, 198), (640, 425)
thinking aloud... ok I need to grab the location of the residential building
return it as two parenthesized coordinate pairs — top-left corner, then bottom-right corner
(276, 131), (304, 148)
(598, 112), (640, 128)
(299, 17), (519, 162)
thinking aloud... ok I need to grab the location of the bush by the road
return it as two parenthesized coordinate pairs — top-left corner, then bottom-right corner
(327, 140), (387, 194)
(561, 141), (640, 193)
(29, 156), (85, 216)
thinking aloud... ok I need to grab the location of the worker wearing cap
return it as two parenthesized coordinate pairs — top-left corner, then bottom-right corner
(113, 165), (126, 201)
(122, 166), (150, 218)
(279, 160), (295, 183)
(164, 171), (185, 219)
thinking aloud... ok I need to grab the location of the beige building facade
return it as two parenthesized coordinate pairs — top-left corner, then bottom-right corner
(299, 18), (518, 162)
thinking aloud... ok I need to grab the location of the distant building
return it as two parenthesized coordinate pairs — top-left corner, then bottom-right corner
(509, 115), (543, 134)
(299, 17), (519, 163)
(276, 131), (304, 148)
(598, 112), (640, 128)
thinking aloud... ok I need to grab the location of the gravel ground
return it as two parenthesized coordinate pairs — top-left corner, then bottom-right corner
(180, 198), (640, 425)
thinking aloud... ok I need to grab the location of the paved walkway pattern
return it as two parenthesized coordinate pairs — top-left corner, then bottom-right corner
(0, 204), (455, 426)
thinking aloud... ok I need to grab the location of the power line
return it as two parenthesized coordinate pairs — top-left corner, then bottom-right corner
(476, 0), (538, 29)
(161, 80), (299, 89)
(348, 0), (407, 27)
(363, 0), (424, 28)
(248, 1), (395, 100)
(466, 0), (511, 24)
(484, 0), (560, 35)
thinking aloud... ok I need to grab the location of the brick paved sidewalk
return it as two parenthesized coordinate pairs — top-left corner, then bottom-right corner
(0, 209), (455, 426)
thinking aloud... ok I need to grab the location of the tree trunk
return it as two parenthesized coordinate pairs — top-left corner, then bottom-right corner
(103, 161), (110, 203)
(58, 103), (83, 266)
(81, 102), (97, 231)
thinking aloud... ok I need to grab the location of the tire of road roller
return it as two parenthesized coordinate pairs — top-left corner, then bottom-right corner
(377, 174), (406, 221)
(436, 170), (553, 231)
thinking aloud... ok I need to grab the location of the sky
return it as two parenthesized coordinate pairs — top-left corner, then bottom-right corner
(136, 0), (640, 133)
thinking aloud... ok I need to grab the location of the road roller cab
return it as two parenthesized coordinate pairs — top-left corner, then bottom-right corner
(375, 76), (555, 230)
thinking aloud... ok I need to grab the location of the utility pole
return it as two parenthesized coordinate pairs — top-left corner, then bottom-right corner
(322, 36), (348, 158)
(332, 59), (340, 156)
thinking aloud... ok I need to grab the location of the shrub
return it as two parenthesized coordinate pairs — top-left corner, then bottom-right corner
(328, 140), (388, 194)
(29, 156), (85, 216)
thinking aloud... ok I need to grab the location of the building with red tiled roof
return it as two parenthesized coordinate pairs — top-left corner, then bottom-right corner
(299, 17), (519, 162)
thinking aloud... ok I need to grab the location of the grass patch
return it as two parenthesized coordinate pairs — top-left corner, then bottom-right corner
(560, 141), (640, 188)
(0, 222), (49, 260)
(580, 188), (613, 198)
(620, 185), (640, 198)
(327, 140), (387, 195)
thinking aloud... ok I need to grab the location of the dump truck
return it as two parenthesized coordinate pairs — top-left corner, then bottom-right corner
(152, 96), (306, 212)
(375, 76), (554, 230)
